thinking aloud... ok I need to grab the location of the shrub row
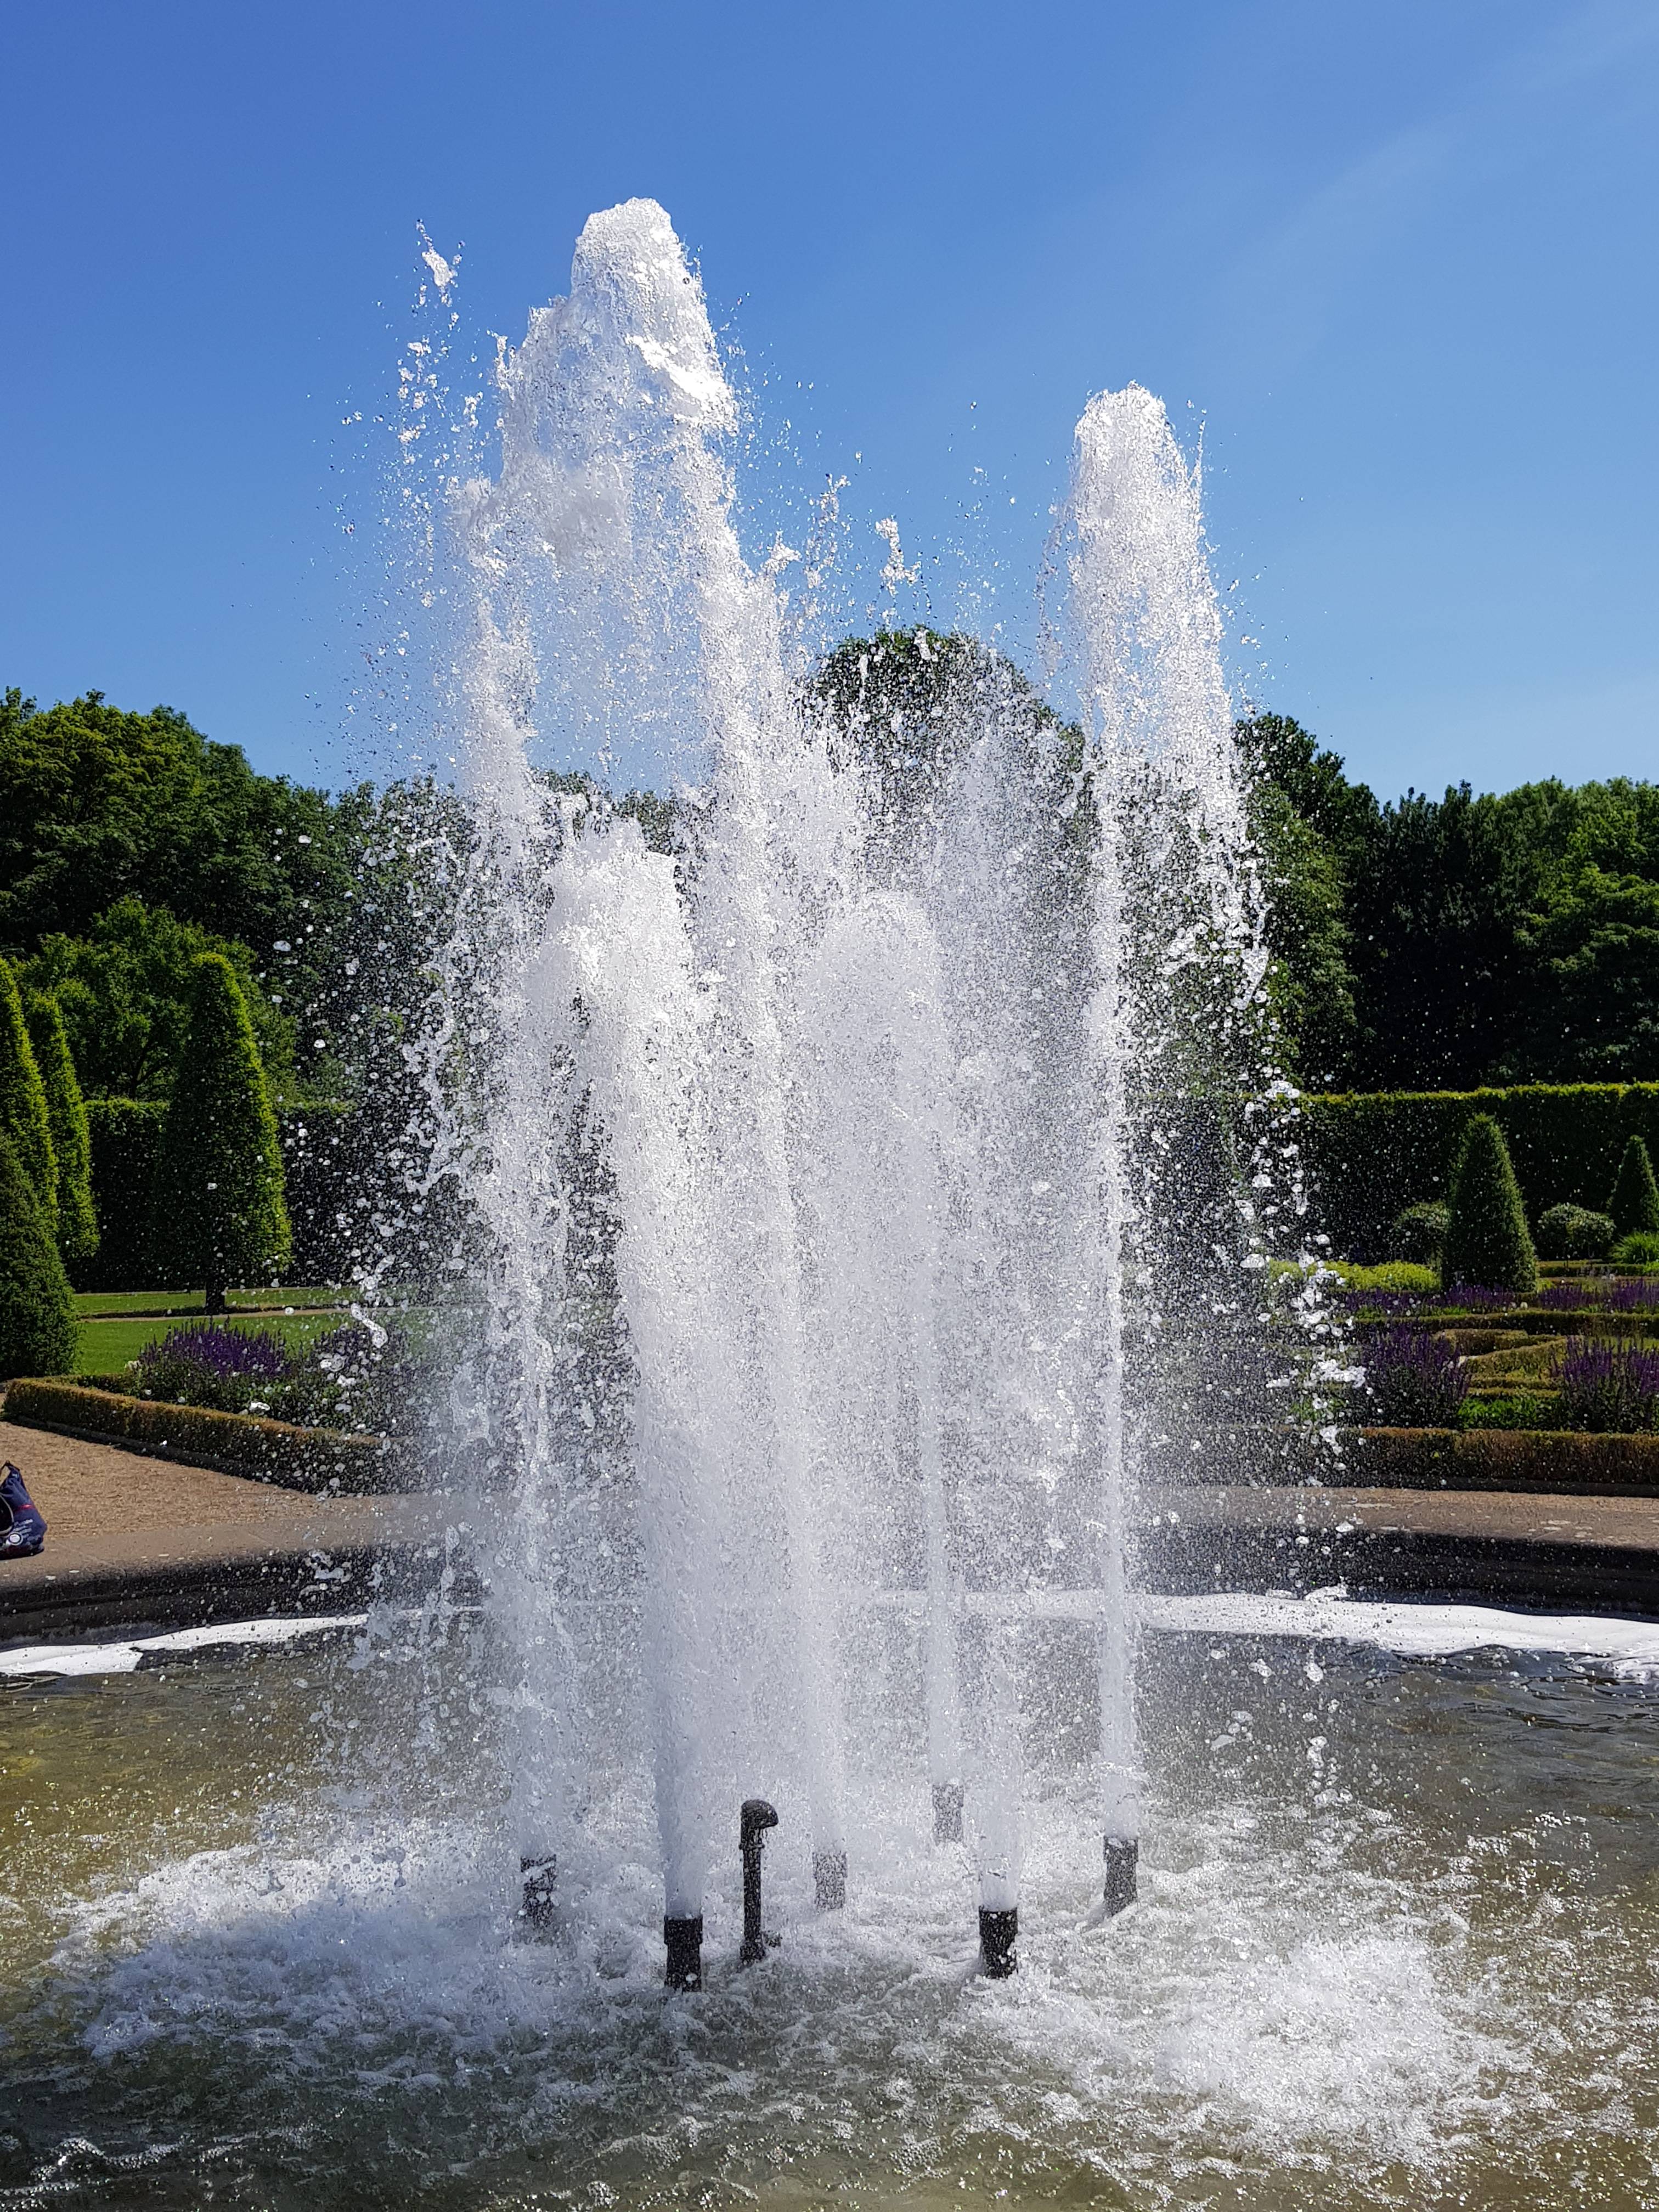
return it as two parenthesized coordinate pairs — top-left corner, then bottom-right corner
(1297, 1084), (1659, 1253)
(83, 1098), (362, 1290)
(1335, 1424), (1659, 1494)
(2, 1378), (423, 1493)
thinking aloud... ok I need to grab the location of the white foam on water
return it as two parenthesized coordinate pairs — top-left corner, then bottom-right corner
(1143, 1591), (1659, 1675)
(0, 1614), (371, 1679)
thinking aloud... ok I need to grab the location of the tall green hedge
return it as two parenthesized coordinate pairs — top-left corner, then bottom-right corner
(0, 957), (56, 1232)
(23, 991), (97, 1268)
(83, 1098), (168, 1289)
(0, 1127), (75, 1378)
(150, 954), (290, 1307)
(1297, 1084), (1659, 1254)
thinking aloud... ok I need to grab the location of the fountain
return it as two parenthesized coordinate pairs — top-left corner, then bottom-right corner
(3, 200), (1658, 2210)
(426, 198), (1276, 1979)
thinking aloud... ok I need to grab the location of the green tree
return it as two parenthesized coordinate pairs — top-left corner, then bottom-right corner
(22, 992), (97, 1269)
(1607, 1135), (1659, 1240)
(1441, 1113), (1537, 1296)
(151, 955), (291, 1308)
(0, 1128), (75, 1378)
(19, 896), (295, 1101)
(0, 958), (56, 1232)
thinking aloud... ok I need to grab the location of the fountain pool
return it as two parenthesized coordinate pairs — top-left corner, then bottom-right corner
(2, 1609), (1657, 2208)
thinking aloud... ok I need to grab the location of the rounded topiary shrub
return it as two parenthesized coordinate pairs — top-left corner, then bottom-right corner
(1535, 1203), (1616, 1262)
(0, 1127), (76, 1379)
(1441, 1113), (1537, 1298)
(1390, 1201), (1450, 1265)
(1607, 1136), (1659, 1242)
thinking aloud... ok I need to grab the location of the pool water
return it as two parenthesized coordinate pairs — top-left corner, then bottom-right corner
(1, 1612), (1656, 2210)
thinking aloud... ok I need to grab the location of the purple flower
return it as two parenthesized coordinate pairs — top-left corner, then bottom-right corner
(138, 1324), (291, 1380)
(1538, 1280), (1600, 1310)
(1555, 1337), (1659, 1434)
(1442, 1283), (1515, 1313)
(1361, 1325), (1469, 1427)
(1609, 1278), (1659, 1313)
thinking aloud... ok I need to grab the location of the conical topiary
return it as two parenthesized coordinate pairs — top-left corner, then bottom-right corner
(1441, 1114), (1537, 1297)
(0, 958), (56, 1234)
(1607, 1136), (1659, 1242)
(0, 1127), (76, 1378)
(23, 992), (97, 1271)
(151, 953), (291, 1309)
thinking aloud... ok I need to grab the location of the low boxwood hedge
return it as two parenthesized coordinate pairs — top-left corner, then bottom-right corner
(1, 1378), (423, 1494)
(1338, 1424), (1659, 1493)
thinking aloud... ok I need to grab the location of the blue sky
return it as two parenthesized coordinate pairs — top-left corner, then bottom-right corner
(3, 0), (1654, 799)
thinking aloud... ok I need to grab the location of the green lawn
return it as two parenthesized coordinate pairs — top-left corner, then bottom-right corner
(75, 1309), (346, 1377)
(74, 1286), (352, 1318)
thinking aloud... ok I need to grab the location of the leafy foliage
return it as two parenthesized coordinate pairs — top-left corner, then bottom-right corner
(1389, 1201), (1449, 1264)
(19, 896), (293, 1101)
(1442, 1114), (1536, 1297)
(0, 1128), (75, 1378)
(1241, 710), (1659, 1087)
(1612, 1232), (1659, 1266)
(22, 991), (97, 1267)
(1534, 1203), (1615, 1261)
(150, 955), (291, 1306)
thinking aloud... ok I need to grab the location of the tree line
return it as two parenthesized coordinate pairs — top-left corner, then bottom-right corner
(2, 665), (1654, 1144)
(1246, 713), (1659, 1091)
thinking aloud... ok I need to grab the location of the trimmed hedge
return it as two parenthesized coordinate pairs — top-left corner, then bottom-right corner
(1298, 1083), (1659, 1254)
(1442, 1115), (1536, 1296)
(83, 1099), (167, 1288)
(82, 1097), (360, 1291)
(1339, 1424), (1659, 1495)
(2, 1378), (422, 1494)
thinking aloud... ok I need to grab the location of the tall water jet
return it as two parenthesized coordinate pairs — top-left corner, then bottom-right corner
(1055, 383), (1267, 1912)
(416, 201), (1271, 1978)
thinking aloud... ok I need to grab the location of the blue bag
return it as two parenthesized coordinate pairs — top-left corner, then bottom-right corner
(0, 1464), (47, 1558)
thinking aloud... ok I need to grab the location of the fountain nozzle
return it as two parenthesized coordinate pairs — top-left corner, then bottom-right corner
(663, 1915), (704, 1990)
(518, 1854), (557, 1931)
(740, 1798), (780, 1965)
(1104, 1834), (1137, 1916)
(978, 1907), (1017, 1978)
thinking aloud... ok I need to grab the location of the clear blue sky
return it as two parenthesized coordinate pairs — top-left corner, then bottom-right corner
(3, 0), (1654, 800)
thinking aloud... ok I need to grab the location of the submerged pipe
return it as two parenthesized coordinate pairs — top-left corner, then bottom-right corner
(663, 1914), (704, 1991)
(518, 1853), (557, 1930)
(740, 1798), (779, 1965)
(1104, 1833), (1137, 1916)
(978, 1907), (1017, 1979)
